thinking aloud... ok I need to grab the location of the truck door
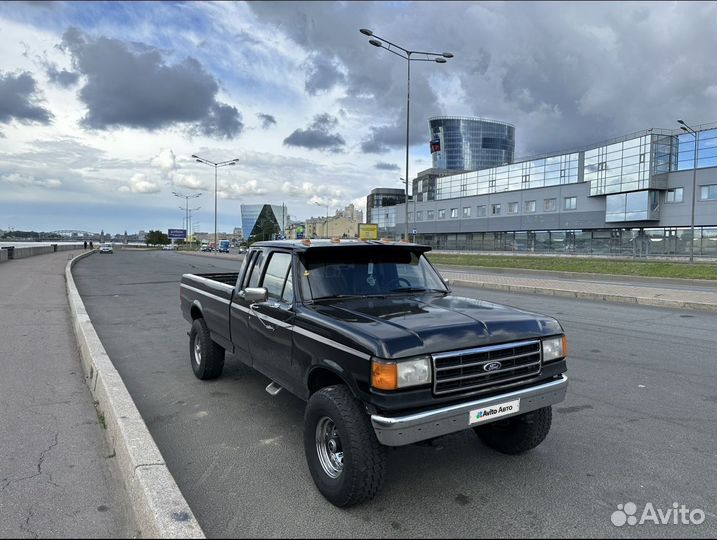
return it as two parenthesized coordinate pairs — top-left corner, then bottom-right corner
(230, 249), (264, 362)
(246, 250), (296, 388)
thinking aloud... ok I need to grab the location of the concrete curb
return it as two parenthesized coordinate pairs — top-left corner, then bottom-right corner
(449, 279), (717, 313)
(65, 251), (205, 539)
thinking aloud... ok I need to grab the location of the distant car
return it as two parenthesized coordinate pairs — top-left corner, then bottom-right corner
(200, 243), (210, 252)
(162, 245), (175, 251)
(99, 243), (113, 254)
(238, 246), (247, 254)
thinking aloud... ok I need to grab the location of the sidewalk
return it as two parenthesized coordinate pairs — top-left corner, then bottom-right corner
(0, 250), (135, 538)
(438, 266), (717, 311)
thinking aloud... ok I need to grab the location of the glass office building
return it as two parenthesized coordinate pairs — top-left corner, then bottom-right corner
(240, 204), (290, 241)
(429, 116), (515, 171)
(372, 123), (717, 258)
(366, 188), (406, 239)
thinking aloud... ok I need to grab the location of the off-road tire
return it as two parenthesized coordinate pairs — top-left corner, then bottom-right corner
(474, 406), (552, 455)
(304, 385), (387, 507)
(189, 318), (225, 380)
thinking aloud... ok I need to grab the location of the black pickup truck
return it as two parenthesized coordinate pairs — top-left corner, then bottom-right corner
(180, 240), (568, 506)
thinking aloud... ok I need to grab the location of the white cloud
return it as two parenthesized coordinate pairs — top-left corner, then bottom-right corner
(151, 148), (178, 176)
(39, 178), (62, 188)
(127, 173), (161, 193)
(308, 194), (341, 208)
(1, 173), (62, 189)
(170, 171), (205, 190)
(217, 179), (267, 199)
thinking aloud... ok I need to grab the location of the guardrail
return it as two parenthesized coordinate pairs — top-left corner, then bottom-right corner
(0, 243), (85, 262)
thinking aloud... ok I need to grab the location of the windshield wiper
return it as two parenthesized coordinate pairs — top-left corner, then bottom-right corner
(311, 294), (387, 302)
(388, 287), (447, 294)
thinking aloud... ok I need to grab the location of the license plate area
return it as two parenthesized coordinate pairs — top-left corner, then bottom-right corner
(468, 399), (520, 425)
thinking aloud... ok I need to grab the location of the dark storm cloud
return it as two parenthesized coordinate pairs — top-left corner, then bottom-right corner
(257, 113), (276, 129)
(59, 27), (243, 138)
(195, 103), (243, 139)
(283, 113), (345, 152)
(0, 71), (53, 124)
(304, 53), (345, 95)
(45, 63), (80, 88)
(374, 162), (400, 171)
(248, 1), (717, 156)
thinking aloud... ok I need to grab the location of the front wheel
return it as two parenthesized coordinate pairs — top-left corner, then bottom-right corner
(474, 406), (552, 455)
(189, 318), (225, 380)
(304, 385), (386, 507)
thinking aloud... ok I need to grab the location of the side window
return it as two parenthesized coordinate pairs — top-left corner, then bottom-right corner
(237, 251), (255, 288)
(247, 251), (265, 288)
(281, 268), (294, 303)
(261, 252), (292, 301)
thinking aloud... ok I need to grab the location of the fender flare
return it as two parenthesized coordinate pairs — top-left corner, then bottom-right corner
(305, 359), (362, 400)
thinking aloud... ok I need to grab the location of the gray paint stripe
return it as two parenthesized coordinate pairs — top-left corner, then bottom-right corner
(181, 283), (231, 305)
(184, 283), (371, 358)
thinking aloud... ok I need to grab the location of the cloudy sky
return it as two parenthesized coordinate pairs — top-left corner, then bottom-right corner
(0, 1), (715, 235)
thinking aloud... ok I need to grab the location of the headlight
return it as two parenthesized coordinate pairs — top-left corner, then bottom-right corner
(542, 335), (568, 362)
(371, 357), (432, 390)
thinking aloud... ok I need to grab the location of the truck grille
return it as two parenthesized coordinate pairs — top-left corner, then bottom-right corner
(432, 340), (542, 395)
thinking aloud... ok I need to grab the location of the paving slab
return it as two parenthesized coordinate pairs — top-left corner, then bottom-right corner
(0, 250), (137, 538)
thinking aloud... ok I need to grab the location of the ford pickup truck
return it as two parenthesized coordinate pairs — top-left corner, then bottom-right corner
(180, 239), (568, 506)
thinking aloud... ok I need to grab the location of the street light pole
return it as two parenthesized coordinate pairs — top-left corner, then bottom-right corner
(192, 154), (238, 253)
(184, 206), (200, 246)
(401, 177), (417, 242)
(678, 120), (698, 263)
(360, 28), (453, 240)
(172, 191), (201, 242)
(314, 201), (330, 238)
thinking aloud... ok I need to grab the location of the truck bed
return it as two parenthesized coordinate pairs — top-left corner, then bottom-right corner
(180, 272), (240, 350)
(193, 272), (239, 286)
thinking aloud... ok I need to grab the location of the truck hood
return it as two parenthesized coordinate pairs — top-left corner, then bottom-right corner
(305, 293), (563, 359)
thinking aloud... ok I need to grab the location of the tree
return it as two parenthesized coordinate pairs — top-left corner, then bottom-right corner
(145, 230), (170, 246)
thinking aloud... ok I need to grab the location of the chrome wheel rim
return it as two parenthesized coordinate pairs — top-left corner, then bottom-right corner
(315, 416), (343, 478)
(193, 337), (202, 366)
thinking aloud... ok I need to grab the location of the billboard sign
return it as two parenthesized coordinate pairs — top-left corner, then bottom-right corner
(168, 228), (187, 239)
(358, 223), (379, 240)
(296, 225), (305, 240)
(430, 138), (441, 153)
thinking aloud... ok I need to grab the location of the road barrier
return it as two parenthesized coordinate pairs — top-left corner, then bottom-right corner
(1, 243), (85, 262)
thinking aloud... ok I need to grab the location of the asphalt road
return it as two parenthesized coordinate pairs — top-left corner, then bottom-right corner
(73, 249), (717, 538)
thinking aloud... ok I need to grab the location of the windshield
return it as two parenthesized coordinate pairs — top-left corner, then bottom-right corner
(299, 247), (447, 301)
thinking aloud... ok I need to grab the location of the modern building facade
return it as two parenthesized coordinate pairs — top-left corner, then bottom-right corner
(377, 123), (717, 257)
(366, 188), (406, 238)
(240, 204), (290, 242)
(429, 116), (515, 171)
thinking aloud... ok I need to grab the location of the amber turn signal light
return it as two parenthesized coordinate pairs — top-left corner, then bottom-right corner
(371, 360), (398, 390)
(562, 335), (568, 359)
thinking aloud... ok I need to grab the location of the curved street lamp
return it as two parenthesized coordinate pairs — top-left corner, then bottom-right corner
(359, 28), (453, 239)
(192, 154), (238, 253)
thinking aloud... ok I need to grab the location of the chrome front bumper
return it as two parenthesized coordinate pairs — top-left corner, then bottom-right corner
(371, 375), (568, 446)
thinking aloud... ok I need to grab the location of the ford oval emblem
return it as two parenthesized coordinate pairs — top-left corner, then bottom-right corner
(484, 361), (502, 372)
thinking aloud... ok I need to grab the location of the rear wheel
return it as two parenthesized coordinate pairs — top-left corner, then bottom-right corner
(304, 385), (386, 507)
(189, 318), (224, 380)
(474, 406), (552, 455)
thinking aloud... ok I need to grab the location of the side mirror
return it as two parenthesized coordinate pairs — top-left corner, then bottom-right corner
(241, 287), (268, 303)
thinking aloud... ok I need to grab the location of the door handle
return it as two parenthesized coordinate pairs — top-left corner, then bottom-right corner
(250, 303), (275, 331)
